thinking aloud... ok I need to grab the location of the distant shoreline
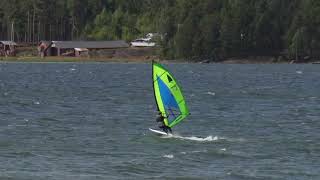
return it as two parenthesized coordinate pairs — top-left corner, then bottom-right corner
(0, 56), (319, 64)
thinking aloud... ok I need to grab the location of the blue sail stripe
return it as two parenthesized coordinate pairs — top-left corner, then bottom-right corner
(157, 76), (180, 123)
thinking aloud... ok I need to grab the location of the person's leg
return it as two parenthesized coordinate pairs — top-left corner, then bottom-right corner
(160, 125), (168, 133)
(163, 127), (168, 133)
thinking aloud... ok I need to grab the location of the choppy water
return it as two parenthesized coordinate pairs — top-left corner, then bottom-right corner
(0, 62), (319, 180)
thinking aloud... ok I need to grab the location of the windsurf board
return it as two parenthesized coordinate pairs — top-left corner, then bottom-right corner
(149, 128), (168, 135)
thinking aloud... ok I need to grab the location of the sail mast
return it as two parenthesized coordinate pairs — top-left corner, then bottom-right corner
(152, 61), (160, 112)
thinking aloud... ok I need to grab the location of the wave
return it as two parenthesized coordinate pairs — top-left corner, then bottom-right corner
(163, 154), (174, 159)
(180, 149), (208, 155)
(161, 134), (219, 142)
(206, 92), (216, 96)
(160, 133), (246, 143)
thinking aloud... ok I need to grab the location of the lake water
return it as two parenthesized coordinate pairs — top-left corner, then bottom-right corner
(0, 62), (319, 179)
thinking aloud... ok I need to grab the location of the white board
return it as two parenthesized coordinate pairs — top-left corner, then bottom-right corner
(149, 128), (168, 135)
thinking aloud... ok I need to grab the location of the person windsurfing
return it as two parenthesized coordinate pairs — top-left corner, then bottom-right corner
(156, 111), (172, 134)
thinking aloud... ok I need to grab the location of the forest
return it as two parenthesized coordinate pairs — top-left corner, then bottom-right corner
(0, 0), (319, 61)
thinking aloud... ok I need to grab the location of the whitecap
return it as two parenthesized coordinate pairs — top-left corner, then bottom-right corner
(207, 92), (216, 96)
(296, 71), (303, 74)
(180, 150), (208, 155)
(191, 150), (208, 153)
(163, 154), (174, 159)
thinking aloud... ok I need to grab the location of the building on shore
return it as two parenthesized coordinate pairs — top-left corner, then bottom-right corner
(0, 41), (17, 57)
(38, 40), (129, 57)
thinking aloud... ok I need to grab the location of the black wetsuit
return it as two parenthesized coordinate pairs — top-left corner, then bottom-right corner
(156, 114), (172, 134)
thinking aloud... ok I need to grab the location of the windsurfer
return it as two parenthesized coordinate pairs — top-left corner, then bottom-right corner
(156, 112), (172, 134)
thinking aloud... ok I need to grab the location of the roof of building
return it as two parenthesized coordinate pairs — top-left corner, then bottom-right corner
(51, 40), (129, 49)
(0, 41), (17, 46)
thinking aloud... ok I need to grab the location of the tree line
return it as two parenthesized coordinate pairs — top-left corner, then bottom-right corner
(0, 0), (319, 61)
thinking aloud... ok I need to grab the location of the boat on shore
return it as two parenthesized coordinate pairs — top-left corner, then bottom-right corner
(130, 38), (156, 47)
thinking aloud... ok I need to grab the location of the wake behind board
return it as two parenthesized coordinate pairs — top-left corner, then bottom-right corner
(149, 128), (168, 136)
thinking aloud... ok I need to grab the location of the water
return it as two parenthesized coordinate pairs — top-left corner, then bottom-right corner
(0, 62), (319, 179)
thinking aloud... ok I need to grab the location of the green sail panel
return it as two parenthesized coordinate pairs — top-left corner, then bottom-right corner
(152, 62), (189, 128)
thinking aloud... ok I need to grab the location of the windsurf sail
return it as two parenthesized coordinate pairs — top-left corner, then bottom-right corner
(152, 61), (189, 128)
